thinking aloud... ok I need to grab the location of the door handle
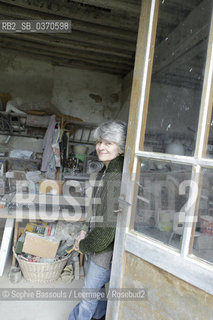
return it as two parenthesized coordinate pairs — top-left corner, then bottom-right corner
(113, 208), (123, 213)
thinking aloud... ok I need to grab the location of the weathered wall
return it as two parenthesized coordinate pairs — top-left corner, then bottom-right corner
(52, 67), (121, 122)
(0, 51), (53, 105)
(0, 50), (121, 122)
(0, 50), (122, 152)
(116, 70), (132, 122)
(119, 252), (213, 320)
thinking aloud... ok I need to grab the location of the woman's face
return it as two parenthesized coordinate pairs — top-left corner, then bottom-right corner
(96, 139), (120, 165)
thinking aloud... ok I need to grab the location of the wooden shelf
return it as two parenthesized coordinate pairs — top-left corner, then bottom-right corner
(0, 207), (86, 222)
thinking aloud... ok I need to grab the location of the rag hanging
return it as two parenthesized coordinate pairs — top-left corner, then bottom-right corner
(41, 115), (56, 172)
(59, 130), (69, 168)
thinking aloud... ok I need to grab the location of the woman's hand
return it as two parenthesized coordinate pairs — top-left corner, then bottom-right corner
(73, 242), (82, 253)
(74, 230), (87, 253)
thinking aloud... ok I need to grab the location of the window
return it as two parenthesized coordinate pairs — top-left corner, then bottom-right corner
(103, 0), (213, 299)
(135, 160), (192, 251)
(131, 0), (213, 267)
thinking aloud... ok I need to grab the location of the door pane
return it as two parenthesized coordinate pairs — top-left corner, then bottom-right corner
(134, 159), (192, 249)
(143, 0), (212, 156)
(192, 168), (213, 263)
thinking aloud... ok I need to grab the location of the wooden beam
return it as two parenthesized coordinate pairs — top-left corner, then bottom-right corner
(72, 20), (137, 42)
(165, 0), (202, 11)
(0, 0), (139, 31)
(168, 64), (204, 79)
(65, 30), (136, 52)
(0, 17), (135, 59)
(0, 42), (130, 75)
(158, 6), (187, 26)
(0, 13), (136, 52)
(0, 46), (125, 76)
(153, 0), (212, 75)
(73, 0), (186, 26)
(0, 2), (137, 42)
(0, 33), (134, 65)
(153, 73), (202, 90)
(69, 0), (141, 15)
(153, 40), (207, 83)
(53, 61), (126, 76)
(0, 32), (132, 59)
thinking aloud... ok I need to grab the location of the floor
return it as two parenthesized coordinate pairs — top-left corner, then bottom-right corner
(0, 254), (84, 320)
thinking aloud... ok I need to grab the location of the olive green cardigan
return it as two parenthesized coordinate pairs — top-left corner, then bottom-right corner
(79, 155), (123, 255)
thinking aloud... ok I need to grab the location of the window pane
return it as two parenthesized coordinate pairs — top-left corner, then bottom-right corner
(143, 0), (212, 156)
(192, 168), (213, 264)
(134, 159), (192, 249)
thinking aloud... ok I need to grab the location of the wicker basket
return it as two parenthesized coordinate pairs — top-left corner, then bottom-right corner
(13, 248), (70, 283)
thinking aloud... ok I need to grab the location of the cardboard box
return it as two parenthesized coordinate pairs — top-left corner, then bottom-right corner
(22, 232), (60, 258)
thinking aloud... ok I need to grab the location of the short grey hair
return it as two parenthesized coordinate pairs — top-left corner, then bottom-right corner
(94, 120), (127, 153)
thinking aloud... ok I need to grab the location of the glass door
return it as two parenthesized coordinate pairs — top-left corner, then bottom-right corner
(107, 0), (213, 318)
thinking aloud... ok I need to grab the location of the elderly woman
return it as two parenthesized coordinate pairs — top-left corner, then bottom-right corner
(68, 120), (127, 320)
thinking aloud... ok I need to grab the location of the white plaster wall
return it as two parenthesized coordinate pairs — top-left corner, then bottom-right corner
(52, 67), (121, 122)
(0, 50), (122, 123)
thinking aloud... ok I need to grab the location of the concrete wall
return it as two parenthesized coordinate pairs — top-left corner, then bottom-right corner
(119, 252), (213, 320)
(0, 50), (122, 152)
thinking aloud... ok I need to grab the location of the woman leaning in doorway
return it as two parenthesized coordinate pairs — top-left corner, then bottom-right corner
(68, 120), (127, 320)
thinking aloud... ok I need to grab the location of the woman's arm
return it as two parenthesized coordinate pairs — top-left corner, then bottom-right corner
(79, 226), (115, 254)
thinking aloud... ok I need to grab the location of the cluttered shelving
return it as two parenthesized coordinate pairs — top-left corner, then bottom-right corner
(0, 109), (101, 280)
